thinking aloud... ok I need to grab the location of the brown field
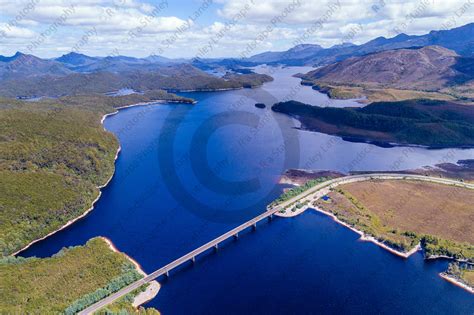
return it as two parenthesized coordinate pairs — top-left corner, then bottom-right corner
(319, 82), (457, 103)
(339, 180), (474, 244)
(463, 269), (474, 286)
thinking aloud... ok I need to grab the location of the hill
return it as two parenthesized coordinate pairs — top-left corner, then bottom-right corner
(272, 99), (474, 148)
(301, 46), (473, 91)
(297, 46), (474, 102)
(0, 62), (272, 98)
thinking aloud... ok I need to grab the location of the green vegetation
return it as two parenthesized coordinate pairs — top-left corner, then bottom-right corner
(444, 262), (474, 288)
(423, 236), (474, 261)
(0, 91), (191, 256)
(65, 268), (142, 314)
(0, 237), (150, 314)
(222, 72), (273, 88)
(272, 99), (474, 147)
(270, 177), (330, 207)
(95, 285), (160, 315)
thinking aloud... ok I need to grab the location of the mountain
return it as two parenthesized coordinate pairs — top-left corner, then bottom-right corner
(55, 53), (184, 73)
(0, 52), (71, 80)
(246, 44), (324, 64)
(300, 46), (473, 91)
(55, 52), (99, 67)
(0, 51), (25, 62)
(245, 22), (474, 66)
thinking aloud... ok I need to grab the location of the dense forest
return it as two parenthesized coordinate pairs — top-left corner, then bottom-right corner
(272, 99), (474, 147)
(0, 237), (158, 313)
(0, 91), (190, 256)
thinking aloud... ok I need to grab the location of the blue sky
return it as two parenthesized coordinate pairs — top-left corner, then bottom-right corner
(0, 0), (472, 58)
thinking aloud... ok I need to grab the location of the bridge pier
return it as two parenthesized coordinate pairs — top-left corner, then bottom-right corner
(268, 214), (273, 221)
(234, 233), (239, 239)
(252, 222), (257, 230)
(214, 243), (219, 251)
(165, 270), (169, 277)
(192, 256), (195, 263)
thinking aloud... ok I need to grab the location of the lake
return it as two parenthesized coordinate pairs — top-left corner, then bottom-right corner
(20, 66), (474, 314)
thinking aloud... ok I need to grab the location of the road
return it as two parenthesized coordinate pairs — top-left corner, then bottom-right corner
(79, 173), (473, 314)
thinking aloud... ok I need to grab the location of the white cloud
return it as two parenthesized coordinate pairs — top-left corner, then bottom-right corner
(0, 0), (472, 58)
(0, 23), (36, 38)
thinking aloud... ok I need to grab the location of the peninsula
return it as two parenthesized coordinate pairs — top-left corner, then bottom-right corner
(272, 99), (474, 148)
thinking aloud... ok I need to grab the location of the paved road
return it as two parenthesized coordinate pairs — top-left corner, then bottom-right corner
(79, 173), (473, 314)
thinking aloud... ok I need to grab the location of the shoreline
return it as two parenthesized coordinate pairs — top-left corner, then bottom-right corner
(102, 237), (162, 307)
(274, 172), (474, 292)
(311, 206), (421, 259)
(12, 146), (121, 257)
(439, 273), (474, 294)
(14, 99), (186, 257)
(101, 237), (146, 276)
(166, 87), (243, 93)
(291, 122), (474, 150)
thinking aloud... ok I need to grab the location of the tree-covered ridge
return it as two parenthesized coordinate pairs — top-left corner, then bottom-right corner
(0, 63), (273, 98)
(0, 237), (153, 314)
(272, 99), (474, 148)
(0, 92), (190, 256)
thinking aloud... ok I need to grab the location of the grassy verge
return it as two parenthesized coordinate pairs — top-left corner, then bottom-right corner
(0, 237), (158, 314)
(270, 177), (331, 208)
(314, 180), (474, 261)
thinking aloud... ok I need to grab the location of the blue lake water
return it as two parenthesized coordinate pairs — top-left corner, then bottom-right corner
(20, 66), (474, 314)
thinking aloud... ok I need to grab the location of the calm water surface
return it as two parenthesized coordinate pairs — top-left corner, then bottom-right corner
(21, 66), (474, 314)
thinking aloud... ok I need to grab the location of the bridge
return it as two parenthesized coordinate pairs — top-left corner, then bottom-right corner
(79, 173), (474, 314)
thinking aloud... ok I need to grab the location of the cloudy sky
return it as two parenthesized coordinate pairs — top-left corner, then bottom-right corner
(0, 0), (472, 58)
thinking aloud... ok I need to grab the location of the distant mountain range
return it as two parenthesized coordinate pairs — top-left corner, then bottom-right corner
(1, 22), (472, 77)
(243, 22), (474, 66)
(0, 22), (472, 98)
(0, 52), (72, 80)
